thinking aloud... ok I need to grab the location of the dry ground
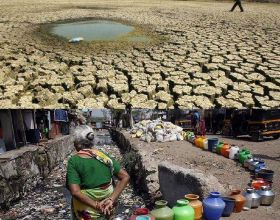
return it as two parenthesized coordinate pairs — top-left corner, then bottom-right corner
(126, 132), (280, 219)
(0, 0), (280, 108)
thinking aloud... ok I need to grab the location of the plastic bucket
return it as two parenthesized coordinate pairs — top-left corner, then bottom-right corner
(208, 138), (218, 152)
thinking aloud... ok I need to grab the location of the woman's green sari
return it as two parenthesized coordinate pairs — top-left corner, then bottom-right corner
(71, 149), (115, 220)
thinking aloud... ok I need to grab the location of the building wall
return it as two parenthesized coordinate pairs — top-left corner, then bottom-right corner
(0, 110), (15, 151)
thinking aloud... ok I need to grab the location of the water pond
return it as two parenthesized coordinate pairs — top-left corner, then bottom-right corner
(50, 20), (150, 42)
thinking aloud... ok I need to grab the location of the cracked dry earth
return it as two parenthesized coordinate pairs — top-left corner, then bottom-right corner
(0, 0), (280, 109)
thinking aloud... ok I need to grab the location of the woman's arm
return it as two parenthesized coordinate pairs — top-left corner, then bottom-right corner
(110, 168), (130, 202)
(100, 168), (130, 214)
(69, 184), (101, 210)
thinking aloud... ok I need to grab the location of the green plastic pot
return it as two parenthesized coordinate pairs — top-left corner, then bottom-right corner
(151, 200), (174, 220)
(239, 149), (252, 165)
(172, 199), (195, 220)
(216, 142), (224, 154)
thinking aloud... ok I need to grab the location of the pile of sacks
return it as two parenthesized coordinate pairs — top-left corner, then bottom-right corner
(130, 119), (184, 142)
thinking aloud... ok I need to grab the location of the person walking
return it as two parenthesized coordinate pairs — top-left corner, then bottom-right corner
(230, 0), (244, 12)
(67, 125), (130, 220)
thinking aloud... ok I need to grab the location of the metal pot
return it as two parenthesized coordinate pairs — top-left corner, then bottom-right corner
(243, 188), (261, 209)
(248, 158), (261, 171)
(243, 158), (254, 168)
(113, 215), (128, 220)
(257, 186), (275, 206)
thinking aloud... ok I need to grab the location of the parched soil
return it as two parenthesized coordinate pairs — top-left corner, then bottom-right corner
(124, 132), (280, 219)
(0, 0), (280, 108)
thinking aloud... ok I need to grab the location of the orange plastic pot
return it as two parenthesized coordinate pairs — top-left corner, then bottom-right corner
(195, 137), (203, 148)
(185, 194), (203, 220)
(199, 137), (207, 149)
(229, 190), (245, 213)
(221, 144), (230, 158)
(251, 178), (271, 190)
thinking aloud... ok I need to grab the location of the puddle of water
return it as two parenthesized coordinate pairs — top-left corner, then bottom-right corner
(51, 20), (136, 41)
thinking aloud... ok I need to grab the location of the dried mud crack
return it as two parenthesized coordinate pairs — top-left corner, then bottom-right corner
(0, 0), (280, 108)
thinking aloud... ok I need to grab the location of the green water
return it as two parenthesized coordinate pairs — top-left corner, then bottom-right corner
(50, 20), (148, 41)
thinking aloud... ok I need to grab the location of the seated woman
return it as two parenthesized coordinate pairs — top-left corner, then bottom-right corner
(67, 125), (130, 220)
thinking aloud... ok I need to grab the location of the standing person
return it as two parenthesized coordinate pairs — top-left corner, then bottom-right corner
(191, 110), (200, 134)
(67, 125), (130, 220)
(231, 111), (242, 138)
(230, 0), (244, 12)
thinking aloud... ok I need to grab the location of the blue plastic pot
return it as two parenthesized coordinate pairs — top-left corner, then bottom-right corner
(254, 161), (266, 173)
(256, 169), (274, 182)
(136, 216), (151, 220)
(221, 197), (235, 217)
(208, 138), (218, 152)
(203, 192), (225, 220)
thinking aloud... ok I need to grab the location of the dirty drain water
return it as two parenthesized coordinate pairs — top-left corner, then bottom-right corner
(50, 20), (149, 42)
(1, 130), (145, 220)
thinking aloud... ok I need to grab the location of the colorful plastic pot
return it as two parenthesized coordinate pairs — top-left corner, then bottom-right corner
(172, 199), (195, 220)
(229, 190), (245, 213)
(208, 138), (218, 152)
(220, 144), (230, 158)
(229, 145), (239, 160)
(203, 192), (225, 220)
(221, 197), (235, 217)
(185, 194), (202, 220)
(255, 169), (274, 182)
(151, 200), (174, 220)
(238, 149), (252, 165)
(216, 142), (224, 154)
(251, 178), (270, 190)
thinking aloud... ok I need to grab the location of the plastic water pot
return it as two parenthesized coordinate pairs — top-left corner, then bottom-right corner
(221, 197), (235, 217)
(151, 200), (174, 220)
(202, 138), (208, 150)
(238, 149), (252, 165)
(229, 145), (239, 160)
(230, 190), (245, 213)
(208, 138), (218, 152)
(185, 194), (202, 220)
(216, 142), (224, 154)
(220, 144), (230, 158)
(255, 169), (274, 182)
(203, 192), (225, 220)
(172, 199), (195, 220)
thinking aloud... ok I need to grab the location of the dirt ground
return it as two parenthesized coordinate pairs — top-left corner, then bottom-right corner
(126, 132), (280, 219)
(0, 0), (280, 108)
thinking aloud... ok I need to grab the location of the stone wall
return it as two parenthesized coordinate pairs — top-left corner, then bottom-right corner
(0, 135), (74, 209)
(158, 162), (226, 207)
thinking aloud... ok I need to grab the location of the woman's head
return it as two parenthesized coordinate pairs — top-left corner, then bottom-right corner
(72, 125), (95, 151)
